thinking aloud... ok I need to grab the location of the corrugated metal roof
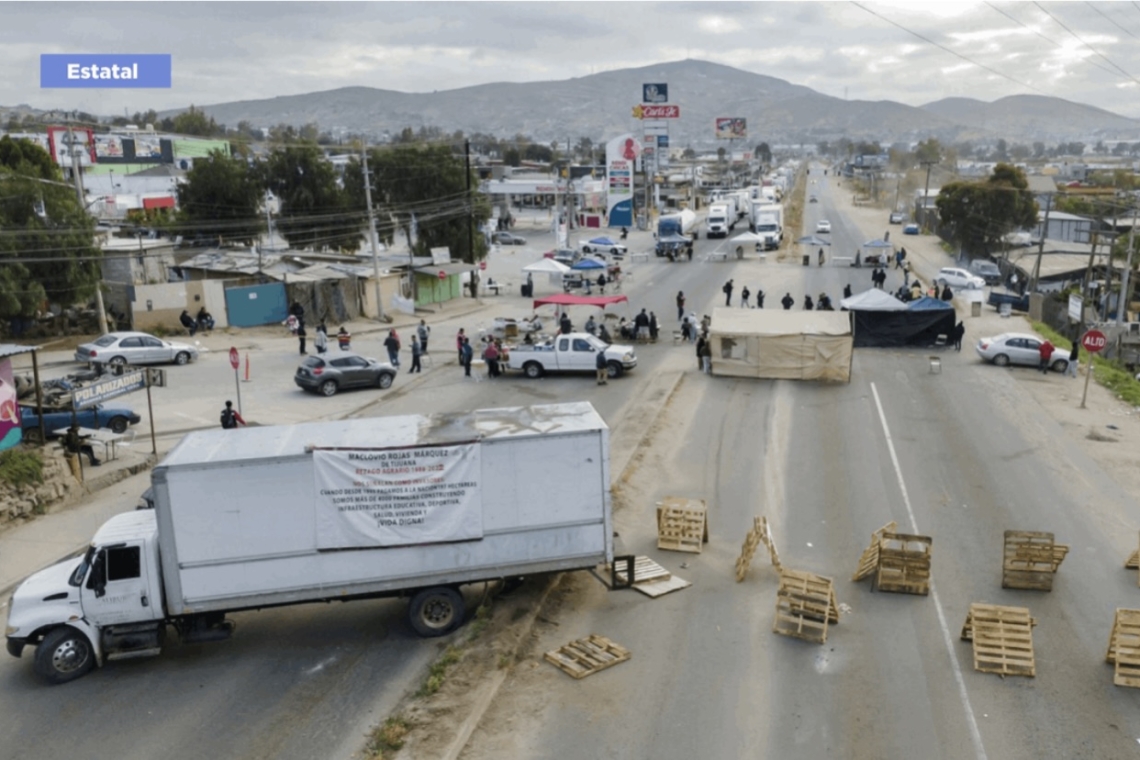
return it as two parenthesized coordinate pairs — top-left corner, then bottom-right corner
(0, 344), (41, 359)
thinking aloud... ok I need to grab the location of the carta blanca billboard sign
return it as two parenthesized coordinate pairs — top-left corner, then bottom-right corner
(41, 54), (172, 88)
(72, 370), (146, 409)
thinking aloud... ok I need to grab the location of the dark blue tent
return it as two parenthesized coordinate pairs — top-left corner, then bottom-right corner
(851, 298), (956, 347)
(908, 296), (955, 311)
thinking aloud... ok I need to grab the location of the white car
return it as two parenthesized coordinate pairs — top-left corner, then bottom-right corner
(580, 237), (627, 257)
(75, 331), (199, 367)
(936, 267), (985, 290)
(815, 220), (831, 233)
(975, 333), (1070, 372)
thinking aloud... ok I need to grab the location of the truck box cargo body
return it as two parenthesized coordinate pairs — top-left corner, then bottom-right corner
(5, 403), (613, 684)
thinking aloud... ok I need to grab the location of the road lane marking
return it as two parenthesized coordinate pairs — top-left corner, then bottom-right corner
(871, 382), (988, 760)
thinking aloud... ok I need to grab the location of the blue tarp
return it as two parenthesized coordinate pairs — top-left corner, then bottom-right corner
(908, 296), (955, 311)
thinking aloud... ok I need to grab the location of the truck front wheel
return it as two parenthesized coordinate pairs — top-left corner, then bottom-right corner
(408, 587), (466, 637)
(34, 626), (95, 685)
(606, 361), (623, 379)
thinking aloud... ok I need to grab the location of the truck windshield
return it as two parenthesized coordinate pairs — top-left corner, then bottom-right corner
(69, 545), (95, 587)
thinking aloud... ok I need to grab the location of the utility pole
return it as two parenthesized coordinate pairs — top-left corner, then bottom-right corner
(361, 147), (386, 321)
(69, 123), (108, 335)
(465, 139), (477, 298)
(1030, 193), (1053, 292)
(1116, 201), (1138, 326)
(1083, 231), (1101, 318)
(920, 160), (936, 232)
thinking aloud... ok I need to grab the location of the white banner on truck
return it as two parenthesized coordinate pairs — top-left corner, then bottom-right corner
(313, 444), (483, 548)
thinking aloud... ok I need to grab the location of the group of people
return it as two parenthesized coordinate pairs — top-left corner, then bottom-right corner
(286, 301), (367, 356)
(453, 328), (506, 379)
(179, 307), (214, 336)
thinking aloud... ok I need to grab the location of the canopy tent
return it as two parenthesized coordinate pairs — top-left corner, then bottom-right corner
(730, 232), (765, 243)
(862, 239), (893, 249)
(533, 294), (629, 309)
(907, 296), (955, 311)
(796, 235), (831, 247)
(571, 258), (606, 271)
(522, 258), (571, 274)
(707, 307), (852, 382)
(840, 289), (907, 311)
(850, 304), (956, 348)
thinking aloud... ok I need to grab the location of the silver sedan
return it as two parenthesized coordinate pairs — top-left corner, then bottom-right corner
(75, 331), (199, 367)
(975, 333), (1069, 371)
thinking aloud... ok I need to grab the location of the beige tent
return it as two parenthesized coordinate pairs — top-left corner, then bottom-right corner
(708, 307), (853, 382)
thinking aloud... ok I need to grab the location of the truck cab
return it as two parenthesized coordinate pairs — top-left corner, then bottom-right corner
(6, 511), (166, 684)
(707, 203), (730, 238)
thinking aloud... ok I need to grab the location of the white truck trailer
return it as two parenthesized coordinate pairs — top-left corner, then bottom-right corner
(5, 403), (613, 684)
(706, 202), (733, 238)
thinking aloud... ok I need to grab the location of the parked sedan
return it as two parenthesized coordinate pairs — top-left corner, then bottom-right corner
(580, 237), (627, 257)
(903, 223), (920, 235)
(936, 267), (985, 290)
(75, 331), (198, 367)
(294, 352), (396, 397)
(975, 333), (1070, 372)
(969, 259), (1002, 285)
(19, 403), (140, 443)
(492, 231), (527, 245)
(889, 211), (905, 224)
(815, 220), (831, 233)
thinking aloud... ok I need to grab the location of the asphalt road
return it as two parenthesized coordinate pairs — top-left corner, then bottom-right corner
(455, 170), (1140, 760)
(0, 217), (771, 760)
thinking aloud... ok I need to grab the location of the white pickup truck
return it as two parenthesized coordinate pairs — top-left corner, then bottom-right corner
(506, 332), (637, 379)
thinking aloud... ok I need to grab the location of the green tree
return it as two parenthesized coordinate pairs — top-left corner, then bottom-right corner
(175, 149), (264, 244)
(261, 144), (363, 251)
(503, 147), (521, 167)
(348, 144), (490, 263)
(914, 138), (942, 165)
(1010, 143), (1031, 161)
(1033, 142), (1046, 159)
(0, 137), (102, 317)
(936, 163), (1038, 257)
(682, 147), (696, 160)
(992, 139), (1009, 162)
(131, 109), (159, 126)
(855, 141), (881, 156)
(172, 106), (220, 137)
(717, 147), (726, 163)
(754, 142), (772, 164)
(816, 141), (831, 157)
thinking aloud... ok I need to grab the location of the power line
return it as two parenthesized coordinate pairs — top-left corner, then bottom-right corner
(1087, 1), (1138, 38)
(984, 2), (1121, 79)
(850, 1), (1046, 94)
(1033, 1), (1140, 86)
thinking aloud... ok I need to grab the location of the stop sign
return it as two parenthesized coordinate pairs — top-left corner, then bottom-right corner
(479, 260), (487, 271)
(1081, 330), (1107, 353)
(229, 347), (240, 369)
(438, 270), (447, 281)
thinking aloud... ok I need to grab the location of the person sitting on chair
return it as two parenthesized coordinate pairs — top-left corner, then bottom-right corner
(63, 422), (100, 467)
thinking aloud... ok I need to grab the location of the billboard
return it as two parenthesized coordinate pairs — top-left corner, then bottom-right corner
(632, 105), (679, 119)
(46, 126), (96, 167)
(94, 135), (124, 159)
(642, 83), (668, 103)
(715, 118), (747, 140)
(605, 134), (640, 228)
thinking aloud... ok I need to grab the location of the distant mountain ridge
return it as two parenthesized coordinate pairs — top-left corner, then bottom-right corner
(10, 59), (1138, 146)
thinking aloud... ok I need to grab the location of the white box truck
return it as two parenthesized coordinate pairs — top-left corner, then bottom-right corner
(6, 403), (613, 684)
(706, 202), (732, 238)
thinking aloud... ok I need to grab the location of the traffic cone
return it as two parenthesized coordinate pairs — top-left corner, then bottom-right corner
(243, 353), (251, 382)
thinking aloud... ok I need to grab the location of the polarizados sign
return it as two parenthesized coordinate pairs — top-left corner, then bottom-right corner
(72, 370), (146, 409)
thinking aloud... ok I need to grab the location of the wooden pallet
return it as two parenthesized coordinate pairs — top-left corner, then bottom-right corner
(1002, 530), (1068, 591)
(1106, 608), (1140, 688)
(614, 556), (671, 585)
(876, 532), (932, 596)
(773, 568), (839, 645)
(961, 603), (1037, 678)
(735, 516), (779, 582)
(544, 635), (631, 679)
(633, 575), (692, 598)
(852, 521), (898, 582)
(656, 497), (709, 554)
(1124, 532), (1140, 586)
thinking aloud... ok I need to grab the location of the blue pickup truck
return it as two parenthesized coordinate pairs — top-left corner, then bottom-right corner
(18, 403), (140, 443)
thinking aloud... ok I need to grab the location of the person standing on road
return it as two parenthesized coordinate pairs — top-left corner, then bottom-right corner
(648, 312), (659, 342)
(952, 321), (965, 351)
(699, 332), (712, 373)
(560, 312), (572, 334)
(460, 337), (474, 377)
(676, 291), (686, 321)
(723, 279), (734, 307)
(384, 329), (401, 368)
(483, 340), (500, 378)
(337, 326), (351, 350)
(1067, 342), (1080, 378)
(818, 247), (826, 267)
(803, 294), (814, 310)
(410, 335), (423, 374)
(695, 331), (706, 370)
(843, 283), (853, 299)
(297, 322), (307, 355)
(584, 315), (597, 336)
(1038, 339), (1055, 374)
(597, 273), (607, 295)
(635, 308), (650, 342)
(596, 347), (608, 386)
(781, 292), (794, 310)
(456, 328), (466, 363)
(941, 284), (954, 301)
(741, 286), (750, 308)
(755, 288), (765, 308)
(315, 323), (328, 354)
(417, 320), (430, 353)
(220, 400), (245, 430)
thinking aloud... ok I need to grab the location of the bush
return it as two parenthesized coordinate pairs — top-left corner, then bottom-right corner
(1032, 322), (1140, 407)
(0, 448), (45, 488)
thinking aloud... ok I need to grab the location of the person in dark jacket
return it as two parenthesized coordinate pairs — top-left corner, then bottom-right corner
(634, 309), (650, 341)
(695, 333), (706, 370)
(803, 294), (814, 310)
(383, 329), (400, 367)
(723, 279), (734, 307)
(410, 335), (423, 373)
(180, 310), (197, 336)
(460, 337), (474, 377)
(941, 284), (954, 301)
(843, 283), (853, 299)
(648, 312), (659, 342)
(781, 292), (794, 310)
(296, 323), (307, 354)
(952, 321), (965, 351)
(595, 347), (608, 385)
(560, 312), (572, 334)
(676, 291), (686, 321)
(755, 288), (765, 308)
(63, 422), (100, 467)
(741, 286), (750, 308)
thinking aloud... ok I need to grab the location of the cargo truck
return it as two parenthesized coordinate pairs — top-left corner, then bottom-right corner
(706, 202), (732, 238)
(5, 403), (613, 684)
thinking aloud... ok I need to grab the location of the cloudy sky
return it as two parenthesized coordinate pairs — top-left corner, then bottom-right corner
(5, 1), (1140, 118)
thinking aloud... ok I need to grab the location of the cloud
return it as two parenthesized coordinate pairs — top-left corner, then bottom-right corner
(697, 15), (743, 34)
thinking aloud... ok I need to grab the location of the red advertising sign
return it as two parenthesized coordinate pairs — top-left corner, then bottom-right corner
(1081, 330), (1107, 353)
(438, 270), (447, 280)
(632, 104), (680, 119)
(479, 260), (487, 270)
(229, 347), (240, 369)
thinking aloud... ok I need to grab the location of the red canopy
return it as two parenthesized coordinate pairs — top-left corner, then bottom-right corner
(532, 294), (629, 308)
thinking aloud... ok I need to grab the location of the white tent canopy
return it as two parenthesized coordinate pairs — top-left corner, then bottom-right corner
(840, 288), (908, 311)
(522, 258), (571, 274)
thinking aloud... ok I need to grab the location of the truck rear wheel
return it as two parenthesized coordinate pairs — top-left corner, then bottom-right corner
(408, 587), (465, 637)
(523, 362), (543, 379)
(34, 626), (95, 685)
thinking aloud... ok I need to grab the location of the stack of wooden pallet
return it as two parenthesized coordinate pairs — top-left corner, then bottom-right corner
(961, 603), (1037, 678)
(773, 567), (839, 645)
(1002, 530), (1068, 591)
(656, 497), (709, 553)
